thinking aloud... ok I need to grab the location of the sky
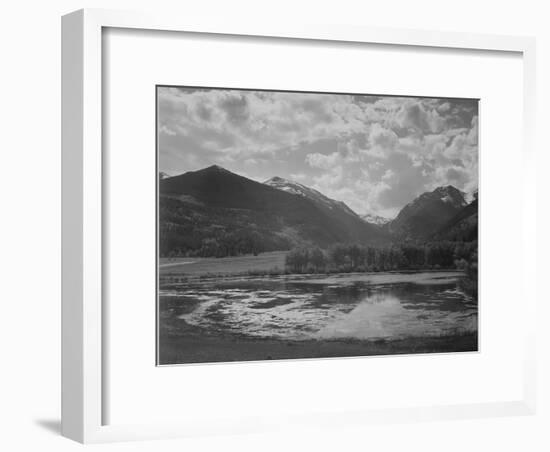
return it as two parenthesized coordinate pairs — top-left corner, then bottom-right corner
(158, 87), (478, 218)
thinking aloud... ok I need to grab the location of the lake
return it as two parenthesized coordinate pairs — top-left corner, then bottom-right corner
(159, 271), (477, 346)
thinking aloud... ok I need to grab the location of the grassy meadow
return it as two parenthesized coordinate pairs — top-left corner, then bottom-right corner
(159, 251), (287, 276)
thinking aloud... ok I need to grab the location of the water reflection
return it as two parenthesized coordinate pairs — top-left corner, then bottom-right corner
(160, 272), (477, 341)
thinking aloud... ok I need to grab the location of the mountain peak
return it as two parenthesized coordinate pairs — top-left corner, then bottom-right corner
(159, 166), (389, 251)
(264, 176), (361, 218)
(431, 185), (466, 208)
(411, 185), (465, 209)
(361, 213), (391, 226)
(203, 164), (231, 173)
(389, 185), (468, 239)
(264, 176), (288, 184)
(433, 185), (462, 194)
(264, 176), (303, 192)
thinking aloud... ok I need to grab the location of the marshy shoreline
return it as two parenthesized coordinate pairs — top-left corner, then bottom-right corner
(158, 315), (478, 365)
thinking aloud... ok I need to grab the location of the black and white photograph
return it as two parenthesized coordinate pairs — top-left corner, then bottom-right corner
(3, 0), (548, 449)
(157, 86), (479, 365)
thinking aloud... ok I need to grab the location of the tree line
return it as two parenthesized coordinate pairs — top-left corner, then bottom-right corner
(284, 241), (478, 274)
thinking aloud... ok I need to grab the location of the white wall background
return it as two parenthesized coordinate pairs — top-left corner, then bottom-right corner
(0, 1), (548, 450)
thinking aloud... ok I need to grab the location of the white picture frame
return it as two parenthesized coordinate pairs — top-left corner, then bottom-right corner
(62, 8), (537, 443)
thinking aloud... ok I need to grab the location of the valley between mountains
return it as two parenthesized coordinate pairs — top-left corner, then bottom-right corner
(159, 165), (478, 273)
(158, 165), (478, 364)
(159, 164), (478, 259)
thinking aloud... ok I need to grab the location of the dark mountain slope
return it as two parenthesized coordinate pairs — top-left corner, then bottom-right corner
(263, 175), (390, 238)
(388, 186), (467, 240)
(159, 166), (388, 257)
(264, 176), (359, 218)
(433, 197), (478, 242)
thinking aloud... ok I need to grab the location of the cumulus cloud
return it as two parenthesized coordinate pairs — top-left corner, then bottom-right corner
(305, 152), (342, 170)
(396, 100), (446, 134)
(369, 123), (399, 150)
(158, 88), (369, 160)
(467, 115), (479, 145)
(158, 87), (478, 217)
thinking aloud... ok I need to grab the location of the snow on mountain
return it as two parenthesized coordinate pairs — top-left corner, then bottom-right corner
(264, 176), (359, 218)
(431, 186), (467, 209)
(360, 213), (391, 226)
(160, 166), (390, 253)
